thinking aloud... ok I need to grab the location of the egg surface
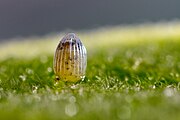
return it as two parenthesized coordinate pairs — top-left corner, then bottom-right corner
(54, 33), (87, 82)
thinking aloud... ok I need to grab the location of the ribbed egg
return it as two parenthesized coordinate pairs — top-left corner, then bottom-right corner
(54, 33), (87, 82)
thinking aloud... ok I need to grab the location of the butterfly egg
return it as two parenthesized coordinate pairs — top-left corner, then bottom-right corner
(54, 33), (87, 82)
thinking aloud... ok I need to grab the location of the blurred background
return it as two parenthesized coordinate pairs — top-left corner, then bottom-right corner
(0, 0), (180, 41)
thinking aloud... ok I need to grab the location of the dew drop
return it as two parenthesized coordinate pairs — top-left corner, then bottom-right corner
(26, 68), (34, 74)
(19, 75), (26, 81)
(164, 87), (175, 97)
(65, 103), (78, 117)
(32, 86), (38, 94)
(69, 96), (76, 103)
(47, 67), (52, 72)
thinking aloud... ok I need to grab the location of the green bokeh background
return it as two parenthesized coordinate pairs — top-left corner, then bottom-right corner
(0, 23), (180, 120)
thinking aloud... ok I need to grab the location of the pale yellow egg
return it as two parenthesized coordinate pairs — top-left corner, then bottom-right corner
(54, 33), (87, 82)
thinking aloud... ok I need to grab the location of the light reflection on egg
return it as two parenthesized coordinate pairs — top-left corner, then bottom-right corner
(54, 33), (87, 82)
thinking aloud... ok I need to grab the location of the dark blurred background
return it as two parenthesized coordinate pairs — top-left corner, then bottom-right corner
(0, 0), (180, 41)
